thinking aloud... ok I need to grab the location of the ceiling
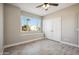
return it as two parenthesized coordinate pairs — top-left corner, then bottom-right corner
(11, 3), (75, 16)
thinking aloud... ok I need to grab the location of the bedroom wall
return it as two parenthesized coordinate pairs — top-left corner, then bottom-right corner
(0, 4), (3, 54)
(4, 4), (43, 46)
(43, 4), (79, 46)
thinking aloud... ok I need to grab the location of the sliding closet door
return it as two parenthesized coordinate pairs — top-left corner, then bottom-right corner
(62, 14), (77, 45)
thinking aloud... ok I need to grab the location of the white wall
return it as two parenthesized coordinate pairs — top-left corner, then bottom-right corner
(43, 4), (79, 46)
(78, 14), (79, 46)
(4, 4), (43, 46)
(0, 4), (3, 54)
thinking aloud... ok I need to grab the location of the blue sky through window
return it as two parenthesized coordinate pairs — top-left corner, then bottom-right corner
(21, 16), (41, 27)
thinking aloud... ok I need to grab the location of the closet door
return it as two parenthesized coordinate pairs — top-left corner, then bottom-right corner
(62, 14), (77, 45)
(43, 16), (61, 41)
(51, 17), (61, 41)
(43, 19), (53, 39)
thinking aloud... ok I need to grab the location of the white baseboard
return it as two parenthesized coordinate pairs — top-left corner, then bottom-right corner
(4, 37), (78, 49)
(47, 38), (78, 48)
(60, 41), (78, 47)
(4, 37), (44, 48)
(0, 49), (3, 55)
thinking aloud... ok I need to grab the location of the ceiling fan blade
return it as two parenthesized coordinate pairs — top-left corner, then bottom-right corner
(49, 3), (59, 6)
(36, 4), (43, 8)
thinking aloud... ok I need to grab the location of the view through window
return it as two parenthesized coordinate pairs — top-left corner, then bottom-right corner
(21, 16), (41, 32)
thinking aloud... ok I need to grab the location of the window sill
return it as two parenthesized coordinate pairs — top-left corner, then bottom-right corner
(20, 32), (44, 36)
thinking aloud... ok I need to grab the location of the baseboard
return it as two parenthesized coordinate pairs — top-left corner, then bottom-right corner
(60, 41), (78, 48)
(47, 38), (78, 48)
(4, 37), (78, 49)
(0, 49), (3, 55)
(4, 37), (44, 48)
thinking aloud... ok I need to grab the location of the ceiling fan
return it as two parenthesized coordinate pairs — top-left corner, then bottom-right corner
(36, 3), (59, 11)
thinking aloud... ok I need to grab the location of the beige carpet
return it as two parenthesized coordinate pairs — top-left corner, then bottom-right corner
(3, 39), (79, 55)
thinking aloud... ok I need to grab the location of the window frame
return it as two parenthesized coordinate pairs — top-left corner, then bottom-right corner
(20, 16), (42, 33)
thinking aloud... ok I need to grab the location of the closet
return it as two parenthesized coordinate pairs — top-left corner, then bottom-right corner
(62, 13), (78, 46)
(43, 13), (79, 48)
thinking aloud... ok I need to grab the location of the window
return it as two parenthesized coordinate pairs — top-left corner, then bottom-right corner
(21, 16), (41, 32)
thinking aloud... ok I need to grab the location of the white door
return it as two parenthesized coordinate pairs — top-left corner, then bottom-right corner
(62, 14), (77, 45)
(43, 17), (61, 41)
(51, 17), (61, 41)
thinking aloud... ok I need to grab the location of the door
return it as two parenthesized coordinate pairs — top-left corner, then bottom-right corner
(62, 14), (77, 45)
(43, 17), (61, 41)
(51, 17), (61, 41)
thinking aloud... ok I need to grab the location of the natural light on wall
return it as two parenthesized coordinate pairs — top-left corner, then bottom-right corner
(21, 16), (41, 32)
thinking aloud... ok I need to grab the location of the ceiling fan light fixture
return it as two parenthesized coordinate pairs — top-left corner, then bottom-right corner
(42, 4), (45, 8)
(46, 4), (50, 8)
(42, 4), (50, 10)
(36, 3), (58, 11)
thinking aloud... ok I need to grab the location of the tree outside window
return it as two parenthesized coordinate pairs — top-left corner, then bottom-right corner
(21, 16), (41, 32)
